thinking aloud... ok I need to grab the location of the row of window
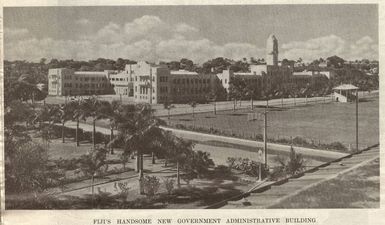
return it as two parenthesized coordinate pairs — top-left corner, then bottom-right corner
(135, 96), (156, 100)
(160, 86), (168, 93)
(74, 76), (107, 82)
(136, 86), (156, 94)
(110, 77), (133, 82)
(160, 76), (169, 82)
(173, 78), (210, 85)
(64, 83), (108, 88)
(137, 76), (155, 82)
(172, 87), (210, 94)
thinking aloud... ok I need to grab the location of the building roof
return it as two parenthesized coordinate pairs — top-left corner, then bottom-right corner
(333, 84), (359, 90)
(234, 72), (257, 76)
(170, 70), (198, 75)
(74, 71), (107, 76)
(293, 71), (313, 76)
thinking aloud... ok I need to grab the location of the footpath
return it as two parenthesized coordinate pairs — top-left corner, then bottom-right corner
(219, 144), (379, 209)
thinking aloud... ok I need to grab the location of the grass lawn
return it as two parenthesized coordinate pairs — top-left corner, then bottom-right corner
(167, 97), (379, 149)
(270, 158), (380, 208)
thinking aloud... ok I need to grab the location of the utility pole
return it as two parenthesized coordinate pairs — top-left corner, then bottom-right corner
(263, 106), (268, 169)
(356, 89), (359, 151)
(149, 68), (153, 105)
(281, 96), (283, 108)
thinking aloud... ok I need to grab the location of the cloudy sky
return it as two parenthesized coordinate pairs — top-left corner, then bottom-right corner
(4, 4), (378, 63)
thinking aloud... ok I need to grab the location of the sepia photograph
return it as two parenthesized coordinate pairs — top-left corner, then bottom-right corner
(1, 0), (381, 217)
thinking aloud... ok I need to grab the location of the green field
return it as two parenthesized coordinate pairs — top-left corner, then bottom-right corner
(167, 96), (379, 149)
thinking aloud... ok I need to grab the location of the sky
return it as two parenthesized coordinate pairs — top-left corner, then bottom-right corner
(3, 4), (379, 63)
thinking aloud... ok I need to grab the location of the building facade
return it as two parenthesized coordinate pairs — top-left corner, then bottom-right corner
(48, 34), (301, 103)
(130, 61), (216, 104)
(48, 69), (111, 96)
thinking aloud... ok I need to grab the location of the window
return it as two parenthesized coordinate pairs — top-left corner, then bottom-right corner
(225, 79), (227, 84)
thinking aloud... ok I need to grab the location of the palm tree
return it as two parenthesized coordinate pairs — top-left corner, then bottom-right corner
(245, 83), (258, 110)
(173, 137), (192, 187)
(58, 103), (73, 143)
(111, 104), (164, 194)
(206, 91), (217, 115)
(33, 104), (61, 149)
(79, 145), (108, 207)
(158, 130), (179, 168)
(98, 100), (123, 154)
(163, 99), (174, 120)
(79, 97), (104, 147)
(67, 99), (83, 147)
(189, 101), (197, 118)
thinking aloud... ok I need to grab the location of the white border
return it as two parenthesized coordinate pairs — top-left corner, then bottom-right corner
(1, 1), (384, 225)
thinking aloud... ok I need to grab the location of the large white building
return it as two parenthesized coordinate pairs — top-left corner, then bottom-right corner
(216, 34), (292, 93)
(48, 34), (327, 103)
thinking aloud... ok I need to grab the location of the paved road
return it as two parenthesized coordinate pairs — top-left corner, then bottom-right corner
(221, 145), (379, 209)
(61, 121), (347, 161)
(161, 127), (348, 161)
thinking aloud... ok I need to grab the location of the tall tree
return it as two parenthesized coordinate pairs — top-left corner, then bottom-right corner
(111, 104), (164, 194)
(79, 145), (108, 206)
(206, 91), (217, 115)
(189, 101), (197, 118)
(58, 103), (74, 143)
(80, 97), (104, 147)
(67, 99), (83, 147)
(98, 100), (125, 154)
(33, 104), (61, 149)
(163, 99), (174, 120)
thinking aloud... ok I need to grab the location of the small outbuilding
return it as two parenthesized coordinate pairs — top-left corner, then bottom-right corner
(333, 84), (359, 103)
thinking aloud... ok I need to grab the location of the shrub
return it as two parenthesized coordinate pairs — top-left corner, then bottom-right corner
(114, 181), (130, 202)
(292, 136), (309, 146)
(212, 165), (232, 179)
(183, 151), (215, 178)
(286, 147), (305, 175)
(227, 157), (268, 178)
(163, 178), (175, 195)
(273, 147), (305, 178)
(325, 141), (347, 151)
(175, 124), (186, 129)
(226, 157), (237, 169)
(142, 176), (161, 197)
